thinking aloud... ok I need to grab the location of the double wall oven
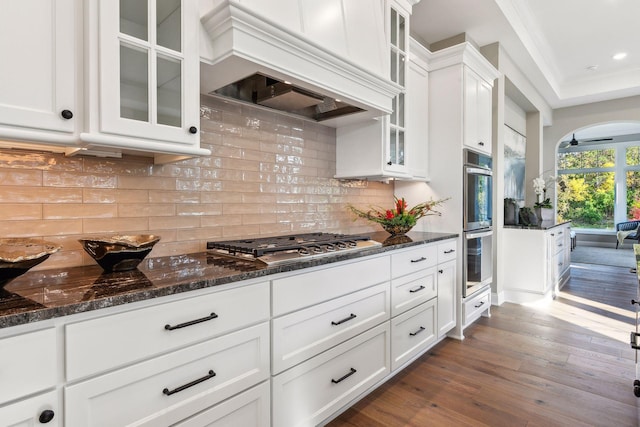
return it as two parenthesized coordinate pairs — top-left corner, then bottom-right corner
(463, 149), (493, 298)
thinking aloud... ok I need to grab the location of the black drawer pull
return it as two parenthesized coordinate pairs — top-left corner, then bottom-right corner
(409, 285), (425, 293)
(444, 249), (455, 254)
(439, 269), (444, 274)
(331, 313), (357, 326)
(331, 367), (357, 384)
(39, 409), (55, 423)
(409, 326), (426, 337)
(410, 257), (427, 263)
(478, 141), (485, 146)
(165, 312), (218, 330)
(163, 370), (216, 396)
(61, 109), (73, 119)
(474, 301), (485, 309)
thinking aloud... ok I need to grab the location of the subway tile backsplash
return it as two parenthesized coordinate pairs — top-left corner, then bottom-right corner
(0, 95), (393, 269)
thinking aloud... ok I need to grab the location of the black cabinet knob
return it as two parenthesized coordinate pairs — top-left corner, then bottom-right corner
(61, 110), (73, 120)
(188, 126), (198, 134)
(387, 161), (392, 166)
(39, 410), (55, 423)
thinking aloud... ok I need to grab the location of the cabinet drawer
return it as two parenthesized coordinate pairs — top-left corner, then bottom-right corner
(0, 389), (59, 426)
(0, 328), (57, 405)
(65, 322), (270, 427)
(272, 283), (390, 374)
(174, 382), (270, 427)
(66, 281), (269, 380)
(391, 268), (437, 317)
(463, 289), (490, 326)
(391, 298), (437, 371)
(272, 256), (390, 316)
(437, 240), (457, 263)
(554, 234), (566, 255)
(391, 244), (437, 278)
(272, 322), (390, 427)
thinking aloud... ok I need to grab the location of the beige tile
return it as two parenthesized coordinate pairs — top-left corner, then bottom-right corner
(44, 203), (118, 219)
(44, 171), (117, 188)
(177, 227), (222, 242)
(200, 192), (243, 204)
(0, 187), (83, 203)
(201, 214), (242, 228)
(148, 190), (200, 204)
(177, 204), (222, 216)
(118, 175), (177, 190)
(0, 219), (83, 237)
(223, 203), (278, 215)
(148, 216), (200, 230)
(222, 224), (260, 238)
(0, 204), (42, 220)
(0, 150), (83, 171)
(82, 217), (149, 234)
(242, 213), (277, 225)
(0, 168), (42, 186)
(118, 203), (176, 218)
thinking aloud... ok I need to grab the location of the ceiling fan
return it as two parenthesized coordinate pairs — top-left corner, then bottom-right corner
(560, 133), (613, 148)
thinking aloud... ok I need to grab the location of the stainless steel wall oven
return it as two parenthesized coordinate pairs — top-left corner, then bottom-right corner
(463, 149), (493, 298)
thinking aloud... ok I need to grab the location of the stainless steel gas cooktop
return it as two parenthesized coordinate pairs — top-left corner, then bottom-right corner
(206, 233), (381, 265)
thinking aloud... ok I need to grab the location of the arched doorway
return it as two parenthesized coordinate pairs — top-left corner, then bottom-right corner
(555, 121), (640, 232)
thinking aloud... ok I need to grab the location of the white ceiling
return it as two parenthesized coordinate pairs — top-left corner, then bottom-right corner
(410, 0), (640, 110)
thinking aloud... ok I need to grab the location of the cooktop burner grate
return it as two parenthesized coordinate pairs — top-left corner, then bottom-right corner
(206, 233), (374, 257)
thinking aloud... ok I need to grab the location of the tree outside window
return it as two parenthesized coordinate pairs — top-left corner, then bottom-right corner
(557, 144), (640, 229)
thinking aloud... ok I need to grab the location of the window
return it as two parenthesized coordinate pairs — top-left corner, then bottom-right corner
(557, 143), (640, 230)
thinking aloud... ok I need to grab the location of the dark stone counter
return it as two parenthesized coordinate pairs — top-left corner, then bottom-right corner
(0, 231), (458, 329)
(503, 220), (571, 231)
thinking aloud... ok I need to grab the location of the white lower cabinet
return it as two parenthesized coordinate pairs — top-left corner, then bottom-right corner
(0, 328), (57, 405)
(0, 390), (59, 427)
(463, 287), (491, 327)
(502, 223), (571, 303)
(174, 382), (270, 427)
(272, 282), (391, 374)
(390, 298), (437, 371)
(66, 281), (269, 381)
(391, 268), (437, 317)
(65, 322), (270, 427)
(272, 323), (390, 427)
(436, 259), (456, 338)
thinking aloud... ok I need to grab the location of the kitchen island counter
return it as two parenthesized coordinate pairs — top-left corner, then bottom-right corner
(0, 231), (457, 328)
(504, 220), (571, 230)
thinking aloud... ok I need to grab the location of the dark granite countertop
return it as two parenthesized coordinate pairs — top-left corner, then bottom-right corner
(0, 231), (458, 329)
(504, 220), (571, 231)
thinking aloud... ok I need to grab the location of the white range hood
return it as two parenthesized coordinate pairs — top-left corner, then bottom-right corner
(199, 0), (400, 127)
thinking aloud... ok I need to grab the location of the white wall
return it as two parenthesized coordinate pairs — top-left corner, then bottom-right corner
(504, 96), (526, 135)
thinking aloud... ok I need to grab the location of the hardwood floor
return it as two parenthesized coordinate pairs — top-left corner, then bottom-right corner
(327, 263), (640, 426)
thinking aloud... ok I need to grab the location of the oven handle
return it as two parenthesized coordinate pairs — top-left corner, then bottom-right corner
(465, 166), (493, 176)
(465, 230), (493, 240)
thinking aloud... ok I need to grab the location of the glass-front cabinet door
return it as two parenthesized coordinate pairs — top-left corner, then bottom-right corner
(386, 5), (407, 174)
(97, 0), (199, 148)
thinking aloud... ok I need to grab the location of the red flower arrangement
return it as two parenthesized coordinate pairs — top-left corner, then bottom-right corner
(348, 196), (449, 235)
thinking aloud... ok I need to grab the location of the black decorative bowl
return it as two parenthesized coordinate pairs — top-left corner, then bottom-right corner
(0, 238), (61, 289)
(79, 235), (160, 272)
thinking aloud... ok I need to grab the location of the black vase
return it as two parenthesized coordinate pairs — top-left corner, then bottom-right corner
(504, 203), (519, 225)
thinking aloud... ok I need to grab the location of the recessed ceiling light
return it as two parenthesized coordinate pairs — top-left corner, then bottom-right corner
(613, 52), (627, 60)
(586, 65), (599, 71)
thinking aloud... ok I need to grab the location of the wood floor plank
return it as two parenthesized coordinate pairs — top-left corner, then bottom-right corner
(327, 263), (640, 426)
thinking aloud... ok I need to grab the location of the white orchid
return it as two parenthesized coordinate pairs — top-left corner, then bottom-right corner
(533, 173), (556, 208)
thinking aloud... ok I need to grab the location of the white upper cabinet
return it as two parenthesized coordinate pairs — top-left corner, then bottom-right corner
(0, 0), (80, 147)
(463, 67), (493, 155)
(335, 2), (429, 181)
(406, 39), (429, 180)
(83, 0), (210, 161)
